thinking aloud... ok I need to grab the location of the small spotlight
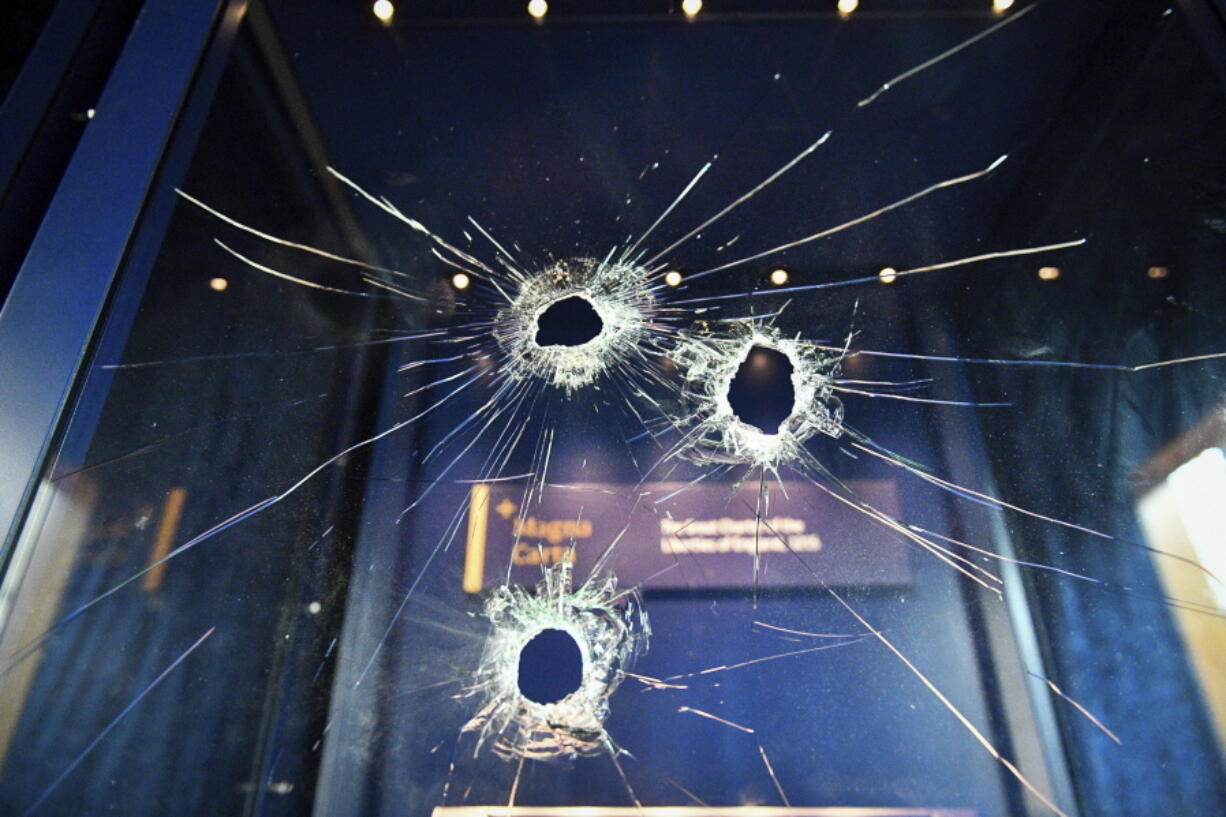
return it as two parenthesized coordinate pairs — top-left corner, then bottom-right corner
(85, 108), (96, 119)
(1147, 265), (1170, 280)
(769, 268), (789, 286)
(878, 266), (898, 284)
(682, 0), (702, 17)
(527, 0), (548, 19)
(452, 273), (471, 290)
(209, 277), (229, 292)
(837, 0), (859, 15)
(992, 0), (1014, 13)
(664, 270), (683, 287)
(372, 0), (394, 23)
(1037, 266), (1060, 281)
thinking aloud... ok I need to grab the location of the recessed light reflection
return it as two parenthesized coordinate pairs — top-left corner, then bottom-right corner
(837, 0), (859, 15)
(993, 0), (1015, 13)
(878, 266), (897, 284)
(664, 270), (683, 287)
(372, 0), (394, 24)
(1147, 265), (1170, 279)
(769, 268), (789, 286)
(528, 0), (548, 19)
(682, 0), (703, 17)
(209, 277), (229, 292)
(452, 272), (471, 290)
(1037, 266), (1060, 281)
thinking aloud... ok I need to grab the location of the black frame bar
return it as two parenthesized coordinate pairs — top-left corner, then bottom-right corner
(0, 0), (227, 557)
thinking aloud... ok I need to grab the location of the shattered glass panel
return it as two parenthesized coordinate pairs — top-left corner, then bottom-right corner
(2, 2), (1226, 817)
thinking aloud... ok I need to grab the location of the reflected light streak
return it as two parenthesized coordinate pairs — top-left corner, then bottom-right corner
(1169, 447), (1226, 610)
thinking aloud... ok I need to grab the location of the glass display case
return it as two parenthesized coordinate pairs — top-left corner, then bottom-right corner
(0, 1), (1224, 815)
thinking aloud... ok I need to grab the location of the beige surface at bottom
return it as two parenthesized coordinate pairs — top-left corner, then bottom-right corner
(434, 807), (977, 817)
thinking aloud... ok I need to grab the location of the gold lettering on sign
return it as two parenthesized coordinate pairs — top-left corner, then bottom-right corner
(512, 543), (578, 567)
(512, 516), (593, 544)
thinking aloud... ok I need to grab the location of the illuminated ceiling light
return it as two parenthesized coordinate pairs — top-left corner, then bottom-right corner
(682, 0), (703, 17)
(372, 0), (394, 24)
(769, 268), (789, 286)
(837, 0), (859, 15)
(992, 0), (1015, 13)
(209, 277), (229, 292)
(452, 272), (471, 290)
(1147, 265), (1170, 279)
(878, 266), (898, 284)
(664, 270), (683, 287)
(1037, 266), (1060, 281)
(527, 0), (548, 19)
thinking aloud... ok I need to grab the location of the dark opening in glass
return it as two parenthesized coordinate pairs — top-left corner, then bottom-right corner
(535, 296), (602, 347)
(518, 628), (583, 704)
(727, 345), (795, 433)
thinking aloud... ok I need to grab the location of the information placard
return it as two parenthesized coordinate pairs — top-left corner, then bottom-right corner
(462, 481), (912, 592)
